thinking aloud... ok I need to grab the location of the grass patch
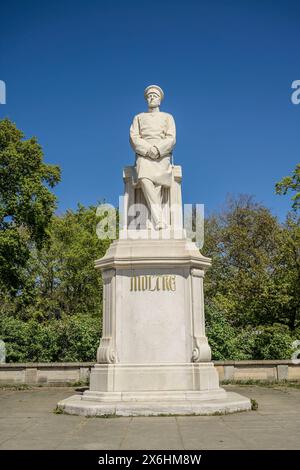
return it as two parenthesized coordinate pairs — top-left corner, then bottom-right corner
(0, 383), (32, 391)
(250, 398), (259, 410)
(222, 379), (300, 388)
(53, 405), (64, 414)
(70, 380), (89, 387)
(92, 413), (117, 418)
(282, 381), (300, 389)
(0, 381), (89, 389)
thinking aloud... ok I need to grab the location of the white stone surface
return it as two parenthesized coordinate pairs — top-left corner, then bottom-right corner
(0, 340), (6, 364)
(88, 363), (220, 392)
(58, 391), (251, 417)
(129, 85), (176, 228)
(94, 238), (213, 368)
(121, 165), (184, 234)
(58, 235), (252, 415)
(116, 268), (190, 364)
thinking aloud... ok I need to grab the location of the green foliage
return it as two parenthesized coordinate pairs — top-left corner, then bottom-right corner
(0, 118), (60, 294)
(206, 303), (295, 360)
(1, 195), (297, 362)
(221, 379), (300, 387)
(272, 213), (300, 330)
(53, 406), (64, 414)
(206, 303), (253, 360)
(0, 120), (298, 362)
(250, 399), (258, 411)
(0, 198), (110, 362)
(29, 204), (111, 320)
(0, 384), (32, 391)
(203, 195), (299, 360)
(252, 324), (294, 360)
(0, 314), (100, 362)
(276, 163), (300, 211)
(0, 204), (111, 321)
(203, 195), (300, 331)
(53, 314), (100, 362)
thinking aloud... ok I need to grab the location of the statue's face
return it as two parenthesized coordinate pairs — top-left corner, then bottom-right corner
(146, 92), (161, 109)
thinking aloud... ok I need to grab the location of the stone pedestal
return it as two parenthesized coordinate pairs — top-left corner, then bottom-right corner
(58, 167), (251, 416)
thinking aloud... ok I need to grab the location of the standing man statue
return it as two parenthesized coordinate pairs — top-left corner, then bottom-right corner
(130, 85), (176, 230)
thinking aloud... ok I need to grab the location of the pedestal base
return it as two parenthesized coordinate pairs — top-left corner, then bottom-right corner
(89, 363), (221, 392)
(57, 362), (251, 416)
(57, 235), (252, 416)
(57, 391), (251, 417)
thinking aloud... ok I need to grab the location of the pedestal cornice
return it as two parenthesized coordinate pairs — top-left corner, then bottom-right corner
(94, 238), (211, 271)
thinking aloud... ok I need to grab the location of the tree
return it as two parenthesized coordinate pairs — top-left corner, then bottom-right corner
(276, 163), (300, 211)
(272, 213), (300, 330)
(0, 118), (60, 294)
(203, 195), (283, 327)
(17, 204), (112, 321)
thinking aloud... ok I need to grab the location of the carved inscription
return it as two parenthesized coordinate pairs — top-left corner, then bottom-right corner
(130, 275), (176, 292)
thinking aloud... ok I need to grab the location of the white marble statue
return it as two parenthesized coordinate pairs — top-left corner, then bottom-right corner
(130, 85), (176, 229)
(58, 85), (251, 417)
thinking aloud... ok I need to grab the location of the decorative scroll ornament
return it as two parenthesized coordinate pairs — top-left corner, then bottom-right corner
(96, 338), (118, 364)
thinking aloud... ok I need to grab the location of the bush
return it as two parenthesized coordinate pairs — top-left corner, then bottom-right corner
(252, 324), (294, 360)
(0, 314), (100, 362)
(53, 315), (101, 361)
(205, 304), (252, 360)
(0, 316), (29, 362)
(205, 304), (294, 360)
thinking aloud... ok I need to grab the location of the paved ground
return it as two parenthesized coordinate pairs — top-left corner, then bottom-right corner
(0, 385), (299, 450)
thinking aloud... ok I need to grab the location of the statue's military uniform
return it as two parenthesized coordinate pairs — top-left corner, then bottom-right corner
(129, 85), (176, 229)
(130, 111), (176, 188)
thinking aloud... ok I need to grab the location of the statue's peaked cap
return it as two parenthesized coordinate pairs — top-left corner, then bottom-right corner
(144, 85), (164, 101)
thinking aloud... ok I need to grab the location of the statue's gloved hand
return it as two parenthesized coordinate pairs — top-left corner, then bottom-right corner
(147, 146), (160, 160)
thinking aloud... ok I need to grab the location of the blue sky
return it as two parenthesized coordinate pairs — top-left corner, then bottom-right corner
(0, 0), (299, 220)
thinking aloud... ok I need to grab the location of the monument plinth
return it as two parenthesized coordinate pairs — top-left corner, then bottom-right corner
(58, 86), (251, 416)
